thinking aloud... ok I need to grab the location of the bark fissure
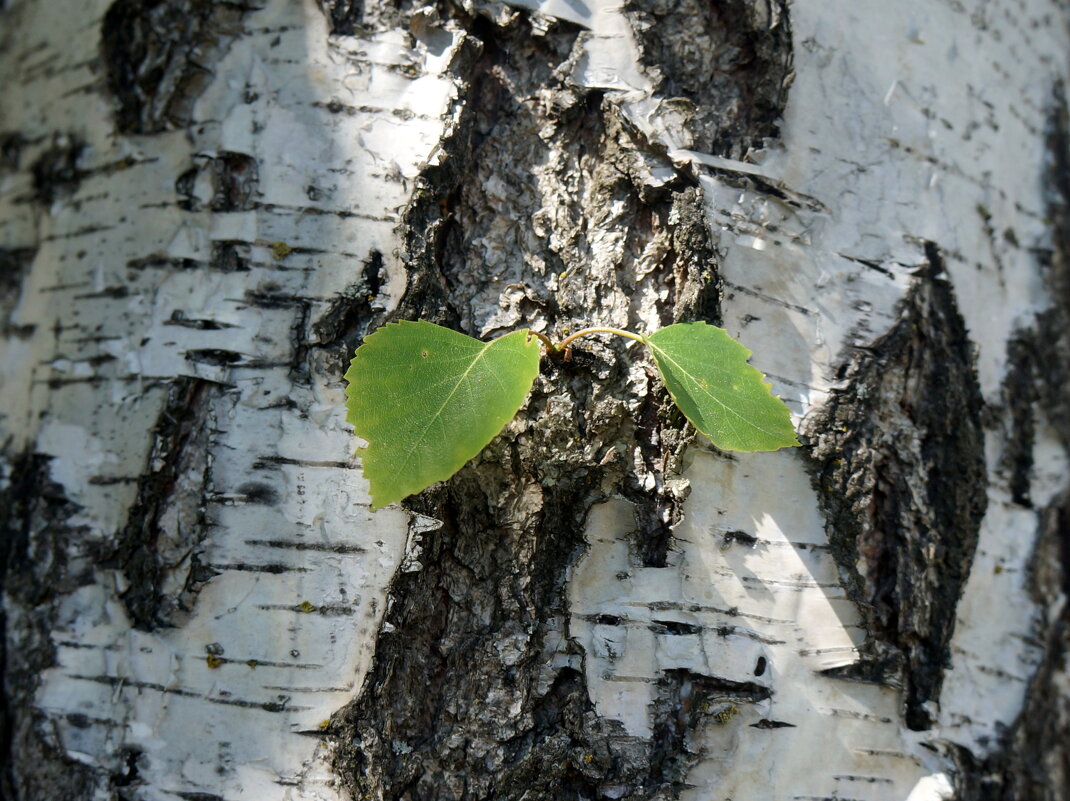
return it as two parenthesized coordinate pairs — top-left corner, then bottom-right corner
(804, 244), (988, 731)
(96, 377), (220, 631)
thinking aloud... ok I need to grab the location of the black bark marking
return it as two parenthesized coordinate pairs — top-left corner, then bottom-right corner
(251, 454), (355, 470)
(165, 310), (238, 330)
(998, 334), (1038, 507)
(804, 244), (987, 731)
(0, 451), (97, 801)
(721, 529), (757, 548)
(210, 241), (251, 272)
(750, 719), (794, 729)
(210, 152), (259, 212)
(101, 0), (254, 134)
(315, 0), (420, 36)
(0, 247), (36, 338)
(174, 149), (259, 218)
(175, 165), (200, 211)
(1033, 83), (1070, 453)
(650, 620), (702, 635)
(627, 0), (793, 159)
(68, 673), (304, 712)
(185, 348), (242, 366)
(110, 746), (143, 789)
(126, 254), (201, 272)
(124, 246), (252, 273)
(244, 538), (366, 554)
(31, 135), (85, 205)
(0, 132), (25, 172)
(316, 0), (365, 34)
(235, 482), (279, 505)
(97, 377), (219, 630)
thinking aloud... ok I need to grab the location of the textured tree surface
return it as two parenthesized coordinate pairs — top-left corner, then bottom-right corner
(0, 1), (1069, 801)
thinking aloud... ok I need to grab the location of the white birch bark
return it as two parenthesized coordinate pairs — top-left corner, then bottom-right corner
(0, 0), (1067, 799)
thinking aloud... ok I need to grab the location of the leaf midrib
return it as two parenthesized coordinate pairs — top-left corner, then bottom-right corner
(389, 338), (496, 487)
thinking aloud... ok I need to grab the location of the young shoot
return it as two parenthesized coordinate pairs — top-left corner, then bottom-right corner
(344, 320), (798, 509)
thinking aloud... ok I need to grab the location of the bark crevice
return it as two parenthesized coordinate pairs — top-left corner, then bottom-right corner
(94, 377), (220, 631)
(804, 243), (988, 731)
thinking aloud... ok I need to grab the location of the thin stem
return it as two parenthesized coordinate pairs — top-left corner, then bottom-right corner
(528, 330), (558, 352)
(557, 327), (647, 351)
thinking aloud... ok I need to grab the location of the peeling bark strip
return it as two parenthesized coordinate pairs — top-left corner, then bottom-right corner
(101, 0), (255, 134)
(804, 246), (987, 731)
(332, 0), (792, 797)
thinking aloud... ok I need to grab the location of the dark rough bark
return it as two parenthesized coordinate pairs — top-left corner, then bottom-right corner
(628, 0), (793, 159)
(0, 453), (98, 801)
(101, 0), (256, 134)
(92, 378), (219, 631)
(317, 0), (430, 36)
(330, 2), (792, 799)
(803, 245), (988, 732)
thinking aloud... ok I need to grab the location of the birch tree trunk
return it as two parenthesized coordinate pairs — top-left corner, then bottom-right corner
(1, 0), (1068, 799)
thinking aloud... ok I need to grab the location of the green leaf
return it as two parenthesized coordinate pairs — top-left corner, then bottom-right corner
(344, 320), (541, 509)
(644, 322), (798, 452)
